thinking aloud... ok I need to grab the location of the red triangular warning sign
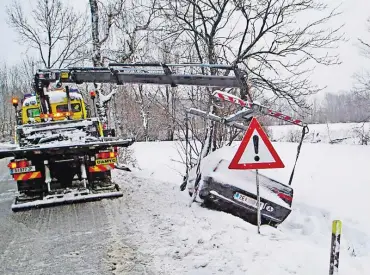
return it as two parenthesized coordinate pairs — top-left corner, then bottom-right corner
(229, 117), (285, 170)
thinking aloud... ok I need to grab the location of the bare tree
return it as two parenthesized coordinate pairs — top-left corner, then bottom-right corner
(157, 0), (344, 111)
(106, 0), (159, 63)
(89, 0), (124, 126)
(7, 0), (90, 69)
(89, 0), (124, 67)
(0, 63), (28, 140)
(358, 18), (370, 59)
(102, 0), (163, 140)
(351, 17), (370, 123)
(89, 0), (157, 129)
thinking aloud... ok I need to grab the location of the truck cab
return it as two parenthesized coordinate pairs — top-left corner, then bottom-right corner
(20, 87), (88, 124)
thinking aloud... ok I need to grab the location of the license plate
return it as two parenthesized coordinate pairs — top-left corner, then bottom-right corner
(96, 158), (117, 165)
(10, 166), (36, 174)
(233, 192), (264, 210)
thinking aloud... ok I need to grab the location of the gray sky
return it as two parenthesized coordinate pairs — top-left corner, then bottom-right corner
(0, 0), (369, 99)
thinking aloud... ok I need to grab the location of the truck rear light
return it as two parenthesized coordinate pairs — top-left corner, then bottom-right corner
(8, 160), (32, 169)
(96, 151), (117, 159)
(97, 152), (109, 159)
(18, 160), (30, 168)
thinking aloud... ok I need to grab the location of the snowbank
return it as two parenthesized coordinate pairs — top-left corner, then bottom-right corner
(0, 143), (17, 149)
(268, 122), (370, 145)
(117, 140), (370, 274)
(131, 140), (370, 228)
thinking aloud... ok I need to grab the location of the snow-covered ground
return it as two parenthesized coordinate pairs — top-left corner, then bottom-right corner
(109, 140), (370, 274)
(267, 122), (370, 145)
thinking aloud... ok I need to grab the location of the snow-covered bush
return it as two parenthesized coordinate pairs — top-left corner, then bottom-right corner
(118, 147), (138, 168)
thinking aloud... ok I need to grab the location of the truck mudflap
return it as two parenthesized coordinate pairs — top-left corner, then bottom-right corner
(11, 183), (123, 212)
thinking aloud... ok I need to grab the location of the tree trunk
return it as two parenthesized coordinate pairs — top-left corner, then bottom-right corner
(170, 89), (176, 141)
(89, 0), (102, 67)
(139, 102), (149, 141)
(135, 85), (150, 141)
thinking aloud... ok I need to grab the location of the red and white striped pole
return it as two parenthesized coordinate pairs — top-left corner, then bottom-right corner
(213, 91), (306, 128)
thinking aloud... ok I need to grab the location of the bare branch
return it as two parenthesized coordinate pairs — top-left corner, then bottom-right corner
(7, 0), (90, 69)
(358, 18), (370, 59)
(156, 0), (345, 111)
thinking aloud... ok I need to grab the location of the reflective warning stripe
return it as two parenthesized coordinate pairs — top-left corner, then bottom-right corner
(13, 171), (42, 181)
(88, 164), (115, 172)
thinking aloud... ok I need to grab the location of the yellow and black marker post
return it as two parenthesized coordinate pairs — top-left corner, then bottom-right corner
(329, 220), (342, 275)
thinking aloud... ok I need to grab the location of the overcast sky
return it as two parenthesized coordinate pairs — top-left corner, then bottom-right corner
(0, 0), (369, 99)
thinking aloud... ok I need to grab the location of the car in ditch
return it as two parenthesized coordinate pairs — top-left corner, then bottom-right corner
(186, 146), (293, 227)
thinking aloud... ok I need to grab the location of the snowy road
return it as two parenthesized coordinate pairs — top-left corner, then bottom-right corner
(0, 180), (113, 274)
(0, 159), (146, 275)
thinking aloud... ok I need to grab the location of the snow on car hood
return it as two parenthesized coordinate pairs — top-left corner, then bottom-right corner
(189, 145), (291, 208)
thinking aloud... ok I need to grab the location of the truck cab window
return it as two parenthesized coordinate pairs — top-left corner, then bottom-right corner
(27, 108), (40, 118)
(56, 103), (81, 112)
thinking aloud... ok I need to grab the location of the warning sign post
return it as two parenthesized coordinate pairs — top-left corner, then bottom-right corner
(229, 117), (285, 234)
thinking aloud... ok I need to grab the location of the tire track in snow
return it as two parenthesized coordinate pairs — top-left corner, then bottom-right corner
(107, 171), (261, 274)
(104, 178), (155, 275)
(0, 175), (115, 275)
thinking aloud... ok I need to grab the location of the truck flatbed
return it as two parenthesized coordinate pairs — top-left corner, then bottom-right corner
(0, 138), (134, 159)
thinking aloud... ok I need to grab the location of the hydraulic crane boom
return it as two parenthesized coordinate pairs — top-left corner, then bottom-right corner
(34, 63), (306, 127)
(36, 63), (245, 88)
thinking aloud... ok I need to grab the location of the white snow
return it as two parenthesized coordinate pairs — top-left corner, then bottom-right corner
(108, 140), (370, 274)
(0, 142), (17, 149)
(47, 91), (83, 103)
(21, 119), (94, 135)
(22, 90), (83, 106)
